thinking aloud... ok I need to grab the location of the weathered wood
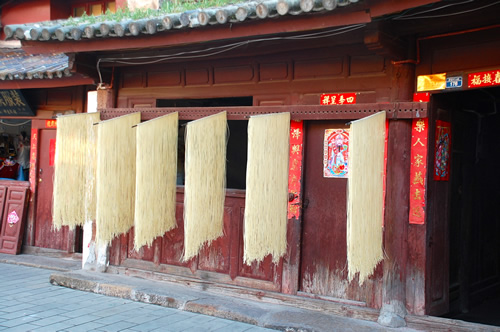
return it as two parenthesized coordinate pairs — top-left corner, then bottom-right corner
(29, 28), (42, 41)
(256, 1), (279, 19)
(114, 21), (132, 37)
(300, 0), (324, 12)
(277, 0), (302, 15)
(198, 9), (218, 26)
(107, 263), (382, 322)
(235, 2), (258, 21)
(129, 19), (147, 36)
(379, 119), (412, 325)
(215, 6), (238, 24)
(15, 27), (27, 40)
(323, 0), (338, 11)
(4, 25), (26, 39)
(55, 27), (71, 41)
(145, 19), (162, 34)
(41, 26), (59, 41)
(99, 22), (113, 37)
(71, 27), (83, 40)
(162, 14), (181, 30)
(179, 10), (198, 27)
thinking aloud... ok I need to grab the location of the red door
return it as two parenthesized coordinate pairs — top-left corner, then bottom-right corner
(34, 128), (71, 251)
(299, 120), (382, 307)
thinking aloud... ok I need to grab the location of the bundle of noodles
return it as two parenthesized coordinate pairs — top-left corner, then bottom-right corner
(244, 112), (290, 265)
(134, 113), (178, 250)
(183, 112), (227, 261)
(347, 111), (386, 284)
(52, 112), (100, 230)
(95, 113), (141, 245)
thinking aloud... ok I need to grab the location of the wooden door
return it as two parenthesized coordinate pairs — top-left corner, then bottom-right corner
(34, 128), (70, 250)
(299, 120), (382, 307)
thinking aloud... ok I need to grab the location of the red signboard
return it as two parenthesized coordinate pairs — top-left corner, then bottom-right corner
(413, 92), (430, 102)
(434, 120), (451, 181)
(320, 93), (356, 105)
(29, 129), (37, 194)
(409, 118), (428, 225)
(468, 69), (500, 88)
(49, 139), (56, 167)
(45, 119), (57, 128)
(288, 120), (303, 220)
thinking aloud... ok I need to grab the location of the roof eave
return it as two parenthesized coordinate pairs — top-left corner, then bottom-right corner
(20, 9), (372, 55)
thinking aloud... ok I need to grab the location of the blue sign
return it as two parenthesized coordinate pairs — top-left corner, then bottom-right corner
(446, 76), (462, 89)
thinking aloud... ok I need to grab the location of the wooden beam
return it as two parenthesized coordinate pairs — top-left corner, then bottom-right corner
(21, 10), (371, 55)
(0, 76), (95, 89)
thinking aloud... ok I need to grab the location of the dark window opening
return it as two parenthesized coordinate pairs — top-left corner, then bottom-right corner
(158, 97), (252, 190)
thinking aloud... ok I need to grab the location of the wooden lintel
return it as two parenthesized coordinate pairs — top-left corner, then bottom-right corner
(0, 76), (95, 89)
(99, 102), (428, 121)
(21, 10), (371, 55)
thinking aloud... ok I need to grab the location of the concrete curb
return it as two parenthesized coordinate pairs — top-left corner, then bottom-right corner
(49, 270), (400, 332)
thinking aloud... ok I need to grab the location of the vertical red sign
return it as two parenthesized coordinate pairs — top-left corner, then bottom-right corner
(29, 129), (38, 193)
(288, 120), (303, 220)
(49, 139), (56, 167)
(409, 118), (428, 225)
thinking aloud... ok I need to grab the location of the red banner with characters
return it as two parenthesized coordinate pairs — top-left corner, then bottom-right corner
(468, 69), (500, 88)
(288, 120), (303, 220)
(409, 118), (428, 225)
(434, 120), (451, 181)
(320, 93), (356, 105)
(29, 129), (37, 194)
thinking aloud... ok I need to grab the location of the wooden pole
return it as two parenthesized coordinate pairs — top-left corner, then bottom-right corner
(378, 119), (411, 327)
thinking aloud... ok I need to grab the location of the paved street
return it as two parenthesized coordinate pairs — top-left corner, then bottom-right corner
(0, 263), (277, 332)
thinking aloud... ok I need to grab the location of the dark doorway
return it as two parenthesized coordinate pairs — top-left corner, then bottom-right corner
(441, 87), (500, 326)
(157, 97), (251, 190)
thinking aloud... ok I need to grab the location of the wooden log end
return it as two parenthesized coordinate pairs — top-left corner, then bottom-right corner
(114, 24), (126, 37)
(14, 28), (26, 40)
(145, 20), (159, 34)
(256, 4), (269, 18)
(235, 7), (248, 21)
(55, 28), (66, 41)
(198, 12), (210, 26)
(215, 10), (229, 24)
(84, 26), (95, 38)
(300, 0), (314, 12)
(277, 1), (290, 15)
(322, 0), (337, 10)
(100, 23), (111, 36)
(71, 28), (82, 40)
(29, 29), (40, 41)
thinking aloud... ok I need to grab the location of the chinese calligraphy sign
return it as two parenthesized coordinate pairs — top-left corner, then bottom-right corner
(29, 129), (38, 193)
(323, 129), (349, 178)
(288, 120), (303, 219)
(468, 69), (500, 88)
(320, 93), (356, 105)
(0, 90), (34, 116)
(434, 120), (451, 181)
(409, 118), (428, 225)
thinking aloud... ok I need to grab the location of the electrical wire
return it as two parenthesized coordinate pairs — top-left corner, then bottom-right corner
(0, 120), (31, 127)
(393, 0), (500, 20)
(96, 23), (366, 84)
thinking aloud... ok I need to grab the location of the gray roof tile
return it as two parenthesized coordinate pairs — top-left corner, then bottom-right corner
(0, 49), (71, 80)
(4, 0), (359, 41)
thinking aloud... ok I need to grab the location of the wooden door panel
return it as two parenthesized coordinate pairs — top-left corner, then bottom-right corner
(299, 120), (382, 307)
(34, 129), (70, 251)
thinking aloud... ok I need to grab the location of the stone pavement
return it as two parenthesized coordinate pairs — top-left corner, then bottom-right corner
(0, 263), (277, 332)
(1, 254), (498, 332)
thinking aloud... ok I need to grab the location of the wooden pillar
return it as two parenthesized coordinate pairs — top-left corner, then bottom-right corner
(378, 119), (411, 327)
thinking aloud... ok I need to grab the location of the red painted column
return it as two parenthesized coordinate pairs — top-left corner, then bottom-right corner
(378, 119), (412, 327)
